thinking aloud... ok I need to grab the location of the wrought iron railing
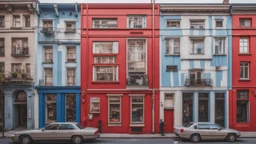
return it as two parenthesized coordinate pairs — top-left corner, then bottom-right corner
(184, 78), (212, 87)
(11, 47), (29, 57)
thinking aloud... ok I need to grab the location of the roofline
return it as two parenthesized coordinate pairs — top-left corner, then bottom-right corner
(81, 3), (158, 9)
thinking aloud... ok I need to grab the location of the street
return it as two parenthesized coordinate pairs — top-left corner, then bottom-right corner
(0, 138), (256, 144)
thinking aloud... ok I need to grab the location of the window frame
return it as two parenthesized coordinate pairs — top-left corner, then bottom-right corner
(166, 20), (180, 28)
(130, 96), (144, 124)
(66, 46), (76, 63)
(44, 46), (53, 63)
(214, 37), (226, 55)
(67, 68), (76, 86)
(190, 20), (205, 29)
(45, 94), (57, 123)
(236, 90), (250, 123)
(92, 18), (118, 29)
(0, 38), (4, 56)
(65, 94), (76, 122)
(127, 16), (147, 29)
(239, 37), (249, 54)
(164, 93), (174, 109)
(165, 38), (180, 55)
(108, 96), (122, 124)
(0, 16), (5, 27)
(65, 21), (76, 32)
(23, 15), (30, 27)
(190, 38), (205, 55)
(13, 15), (21, 27)
(93, 66), (118, 81)
(239, 18), (251, 27)
(11, 63), (22, 72)
(44, 68), (53, 86)
(240, 62), (249, 80)
(215, 20), (223, 28)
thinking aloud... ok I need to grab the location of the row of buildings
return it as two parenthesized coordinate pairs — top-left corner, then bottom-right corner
(0, 0), (256, 133)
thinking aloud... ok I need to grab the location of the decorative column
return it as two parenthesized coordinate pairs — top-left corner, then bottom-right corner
(209, 91), (215, 123)
(193, 92), (199, 122)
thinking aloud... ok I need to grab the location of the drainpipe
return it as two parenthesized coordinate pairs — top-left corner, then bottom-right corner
(151, 0), (155, 134)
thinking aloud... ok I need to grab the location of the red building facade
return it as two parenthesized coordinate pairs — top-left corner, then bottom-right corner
(80, 4), (160, 133)
(229, 4), (256, 131)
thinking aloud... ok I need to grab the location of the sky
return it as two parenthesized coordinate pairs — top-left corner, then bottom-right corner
(40, 0), (256, 3)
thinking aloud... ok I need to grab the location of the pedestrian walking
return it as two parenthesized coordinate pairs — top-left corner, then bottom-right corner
(160, 119), (166, 136)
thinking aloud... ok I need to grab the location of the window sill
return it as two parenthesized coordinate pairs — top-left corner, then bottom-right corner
(91, 81), (120, 84)
(42, 62), (54, 64)
(130, 123), (145, 127)
(238, 53), (252, 56)
(93, 53), (118, 56)
(65, 62), (77, 63)
(190, 53), (205, 55)
(213, 54), (227, 56)
(239, 79), (251, 81)
(108, 123), (122, 127)
(10, 27), (22, 29)
(165, 54), (180, 56)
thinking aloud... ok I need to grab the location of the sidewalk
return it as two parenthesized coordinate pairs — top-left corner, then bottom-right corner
(1, 130), (256, 139)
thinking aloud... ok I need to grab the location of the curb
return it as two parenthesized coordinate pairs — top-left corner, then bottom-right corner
(98, 136), (178, 139)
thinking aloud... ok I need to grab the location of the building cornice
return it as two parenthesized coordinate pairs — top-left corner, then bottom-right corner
(231, 5), (256, 14)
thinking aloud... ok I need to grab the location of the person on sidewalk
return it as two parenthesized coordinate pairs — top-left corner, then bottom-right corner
(159, 119), (166, 136)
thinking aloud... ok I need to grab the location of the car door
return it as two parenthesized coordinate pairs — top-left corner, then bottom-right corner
(56, 124), (76, 140)
(35, 124), (60, 141)
(197, 124), (212, 140)
(210, 124), (227, 140)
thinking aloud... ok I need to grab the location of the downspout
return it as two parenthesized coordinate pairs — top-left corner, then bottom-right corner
(151, 0), (155, 134)
(85, 3), (89, 126)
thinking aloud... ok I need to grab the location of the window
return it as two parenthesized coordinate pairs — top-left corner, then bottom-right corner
(67, 68), (76, 86)
(164, 93), (174, 109)
(45, 68), (53, 86)
(0, 39), (4, 56)
(215, 38), (225, 55)
(237, 90), (249, 123)
(67, 47), (76, 62)
(131, 96), (144, 123)
(0, 62), (4, 73)
(128, 16), (146, 28)
(240, 18), (251, 27)
(0, 16), (4, 27)
(44, 124), (59, 130)
(108, 96), (121, 123)
(190, 20), (205, 29)
(189, 70), (203, 81)
(199, 93), (209, 122)
(210, 124), (220, 130)
(93, 18), (117, 28)
(165, 38), (180, 55)
(26, 63), (30, 75)
(0, 93), (4, 126)
(166, 20), (180, 27)
(46, 94), (56, 123)
(239, 37), (249, 53)
(66, 94), (76, 122)
(44, 47), (53, 63)
(215, 93), (225, 127)
(240, 62), (249, 80)
(43, 20), (53, 31)
(216, 20), (223, 28)
(12, 38), (29, 55)
(11, 63), (21, 72)
(183, 93), (193, 124)
(65, 21), (76, 32)
(93, 42), (118, 82)
(24, 15), (30, 27)
(59, 124), (75, 130)
(191, 39), (204, 54)
(90, 97), (100, 113)
(198, 124), (210, 129)
(13, 15), (21, 27)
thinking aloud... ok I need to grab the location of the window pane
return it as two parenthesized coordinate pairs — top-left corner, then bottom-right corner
(109, 97), (121, 123)
(94, 56), (116, 64)
(93, 19), (117, 28)
(131, 96), (143, 123)
(128, 39), (146, 72)
(46, 94), (56, 123)
(183, 93), (193, 124)
(237, 90), (249, 99)
(94, 66), (117, 81)
(237, 100), (249, 122)
(45, 124), (59, 130)
(93, 42), (118, 54)
(66, 94), (76, 122)
(164, 93), (174, 108)
(199, 93), (209, 122)
(215, 93), (225, 127)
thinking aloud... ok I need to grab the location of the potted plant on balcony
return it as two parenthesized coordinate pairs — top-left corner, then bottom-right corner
(10, 71), (17, 79)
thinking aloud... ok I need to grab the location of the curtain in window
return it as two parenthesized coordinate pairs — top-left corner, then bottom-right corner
(67, 69), (75, 84)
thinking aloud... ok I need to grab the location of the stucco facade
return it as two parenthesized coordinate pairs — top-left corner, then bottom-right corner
(34, 3), (81, 128)
(160, 4), (232, 131)
(0, 0), (37, 130)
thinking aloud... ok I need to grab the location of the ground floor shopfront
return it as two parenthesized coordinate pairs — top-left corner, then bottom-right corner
(0, 85), (34, 130)
(81, 90), (160, 134)
(160, 89), (229, 132)
(35, 86), (81, 128)
(229, 88), (256, 131)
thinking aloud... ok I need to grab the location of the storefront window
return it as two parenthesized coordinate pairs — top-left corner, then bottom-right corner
(183, 93), (193, 124)
(131, 96), (144, 123)
(46, 94), (56, 123)
(215, 93), (225, 127)
(66, 94), (76, 122)
(199, 93), (209, 122)
(108, 96), (121, 123)
(237, 90), (249, 123)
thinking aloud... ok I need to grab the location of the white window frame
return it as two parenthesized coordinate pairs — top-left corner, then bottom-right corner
(240, 37), (249, 54)
(166, 20), (180, 28)
(44, 47), (53, 63)
(67, 68), (76, 86)
(240, 62), (249, 80)
(43, 20), (53, 29)
(165, 38), (180, 55)
(108, 96), (122, 124)
(190, 20), (205, 29)
(215, 20), (223, 28)
(214, 38), (226, 55)
(127, 16), (147, 28)
(45, 68), (53, 86)
(93, 42), (118, 54)
(93, 66), (118, 81)
(190, 38), (205, 55)
(189, 70), (204, 80)
(240, 18), (251, 27)
(130, 96), (144, 124)
(66, 46), (76, 63)
(45, 94), (57, 123)
(65, 21), (76, 32)
(164, 93), (174, 109)
(13, 15), (21, 27)
(92, 18), (117, 28)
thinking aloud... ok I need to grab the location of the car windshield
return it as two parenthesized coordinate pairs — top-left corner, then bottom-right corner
(215, 123), (224, 129)
(76, 123), (85, 129)
(183, 122), (194, 127)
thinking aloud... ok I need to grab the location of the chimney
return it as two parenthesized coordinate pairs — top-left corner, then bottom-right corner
(222, 0), (229, 4)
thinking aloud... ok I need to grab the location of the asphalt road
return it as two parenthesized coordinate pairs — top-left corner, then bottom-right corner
(0, 138), (256, 144)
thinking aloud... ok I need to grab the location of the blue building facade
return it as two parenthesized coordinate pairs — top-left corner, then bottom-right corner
(159, 4), (232, 129)
(35, 3), (81, 128)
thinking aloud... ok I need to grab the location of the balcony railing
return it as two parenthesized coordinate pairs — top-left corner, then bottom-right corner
(7, 71), (33, 83)
(65, 28), (76, 33)
(41, 27), (54, 35)
(184, 78), (212, 87)
(126, 74), (149, 87)
(11, 47), (29, 57)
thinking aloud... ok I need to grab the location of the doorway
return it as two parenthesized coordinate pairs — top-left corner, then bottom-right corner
(199, 93), (209, 122)
(164, 109), (174, 133)
(13, 91), (27, 129)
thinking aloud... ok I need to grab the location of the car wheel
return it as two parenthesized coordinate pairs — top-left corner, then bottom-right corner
(20, 135), (32, 144)
(227, 134), (237, 142)
(190, 134), (200, 143)
(72, 135), (83, 144)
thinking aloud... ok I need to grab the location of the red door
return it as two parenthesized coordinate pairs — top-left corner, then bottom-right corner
(164, 109), (174, 133)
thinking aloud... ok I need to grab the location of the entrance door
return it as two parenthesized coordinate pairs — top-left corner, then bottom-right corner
(164, 109), (174, 133)
(13, 90), (27, 129)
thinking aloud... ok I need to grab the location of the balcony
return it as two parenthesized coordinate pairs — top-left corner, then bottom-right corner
(41, 27), (54, 35)
(6, 71), (33, 84)
(65, 28), (76, 33)
(11, 47), (29, 57)
(184, 78), (212, 87)
(126, 74), (149, 87)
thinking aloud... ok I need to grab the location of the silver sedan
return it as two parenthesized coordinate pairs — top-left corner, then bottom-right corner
(174, 122), (241, 142)
(11, 122), (100, 144)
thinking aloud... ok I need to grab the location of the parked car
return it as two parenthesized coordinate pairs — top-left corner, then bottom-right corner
(11, 122), (100, 144)
(174, 122), (240, 142)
